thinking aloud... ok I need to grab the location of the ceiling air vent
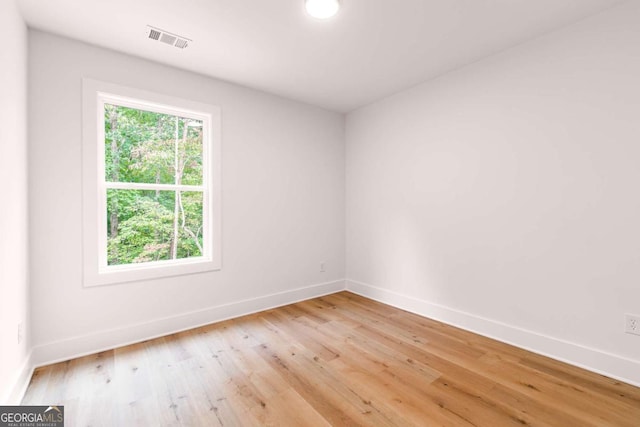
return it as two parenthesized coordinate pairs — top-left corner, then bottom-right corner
(148, 28), (161, 41)
(147, 26), (191, 49)
(174, 38), (189, 49)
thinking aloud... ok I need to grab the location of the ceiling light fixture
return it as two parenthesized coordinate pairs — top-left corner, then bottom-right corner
(305, 0), (340, 19)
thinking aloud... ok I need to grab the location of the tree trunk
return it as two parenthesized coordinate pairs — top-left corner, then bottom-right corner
(170, 117), (183, 259)
(179, 193), (203, 253)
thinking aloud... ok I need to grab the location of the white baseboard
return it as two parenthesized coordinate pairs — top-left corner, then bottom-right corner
(3, 351), (34, 405)
(30, 279), (346, 370)
(346, 279), (640, 388)
(18, 277), (638, 404)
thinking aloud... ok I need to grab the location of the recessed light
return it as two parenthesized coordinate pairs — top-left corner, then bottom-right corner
(305, 0), (340, 19)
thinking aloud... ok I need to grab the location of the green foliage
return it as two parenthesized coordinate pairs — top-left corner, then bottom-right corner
(105, 104), (205, 266)
(108, 193), (174, 264)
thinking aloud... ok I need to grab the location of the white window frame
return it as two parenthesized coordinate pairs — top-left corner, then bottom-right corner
(82, 79), (222, 287)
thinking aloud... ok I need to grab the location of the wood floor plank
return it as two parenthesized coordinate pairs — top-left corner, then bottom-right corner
(113, 342), (161, 426)
(519, 354), (640, 406)
(473, 355), (638, 427)
(22, 291), (640, 426)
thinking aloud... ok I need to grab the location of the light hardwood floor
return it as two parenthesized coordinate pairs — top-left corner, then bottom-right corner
(22, 292), (640, 426)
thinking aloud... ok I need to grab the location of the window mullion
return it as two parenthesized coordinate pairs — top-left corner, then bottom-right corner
(104, 182), (205, 192)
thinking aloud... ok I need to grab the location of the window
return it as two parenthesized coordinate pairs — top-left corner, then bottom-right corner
(82, 79), (221, 287)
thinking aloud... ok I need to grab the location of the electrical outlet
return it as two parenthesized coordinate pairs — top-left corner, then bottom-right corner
(17, 322), (24, 344)
(320, 262), (326, 273)
(626, 314), (640, 336)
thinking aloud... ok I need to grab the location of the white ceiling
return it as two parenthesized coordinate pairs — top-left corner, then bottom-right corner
(19, 0), (626, 112)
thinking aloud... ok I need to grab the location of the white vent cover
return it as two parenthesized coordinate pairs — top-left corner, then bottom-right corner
(147, 26), (191, 49)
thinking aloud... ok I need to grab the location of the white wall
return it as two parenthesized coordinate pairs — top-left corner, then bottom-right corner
(0, 0), (30, 404)
(346, 1), (640, 385)
(28, 31), (345, 364)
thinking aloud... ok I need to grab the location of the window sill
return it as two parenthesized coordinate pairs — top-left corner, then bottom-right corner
(84, 257), (221, 288)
